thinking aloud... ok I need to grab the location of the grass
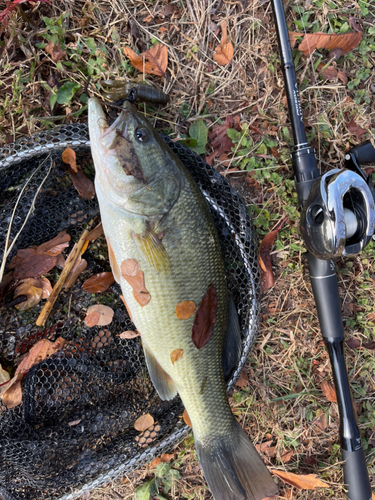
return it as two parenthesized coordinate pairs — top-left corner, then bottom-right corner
(1, 0), (375, 498)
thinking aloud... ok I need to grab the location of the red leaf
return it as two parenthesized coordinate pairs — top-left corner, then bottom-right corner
(206, 115), (241, 165)
(363, 340), (375, 350)
(191, 285), (218, 349)
(36, 230), (71, 256)
(346, 337), (361, 349)
(13, 253), (57, 280)
(82, 272), (115, 293)
(259, 217), (289, 292)
(68, 166), (95, 200)
(8, 247), (37, 269)
(347, 118), (367, 141)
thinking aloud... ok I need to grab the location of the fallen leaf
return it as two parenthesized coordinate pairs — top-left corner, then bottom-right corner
(13, 253), (57, 281)
(235, 370), (248, 388)
(36, 230), (71, 256)
(182, 409), (192, 428)
(289, 31), (362, 56)
(270, 470), (329, 489)
(45, 40), (66, 62)
(337, 71), (348, 85)
(191, 285), (218, 349)
(321, 66), (339, 81)
(171, 349), (184, 365)
(85, 305), (114, 326)
(321, 380), (337, 403)
(175, 300), (196, 319)
(86, 222), (103, 241)
(150, 452), (174, 468)
(62, 146), (77, 173)
(346, 337), (361, 349)
(64, 244), (88, 289)
(280, 450), (294, 463)
(68, 419), (82, 426)
(82, 272), (115, 293)
(123, 43), (168, 77)
(363, 340), (375, 350)
(13, 279), (43, 311)
(84, 311), (101, 328)
(1, 338), (66, 409)
(40, 277), (52, 298)
(349, 17), (363, 32)
(259, 217), (289, 292)
(134, 413), (154, 431)
(0, 364), (10, 388)
(255, 440), (276, 458)
(8, 247), (37, 269)
(206, 115), (241, 165)
(347, 118), (367, 141)
(68, 166), (95, 199)
(214, 21), (234, 66)
(118, 330), (140, 339)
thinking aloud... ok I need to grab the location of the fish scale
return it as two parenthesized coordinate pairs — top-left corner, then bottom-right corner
(89, 97), (278, 500)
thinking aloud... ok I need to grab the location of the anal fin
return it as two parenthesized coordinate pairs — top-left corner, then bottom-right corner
(143, 341), (177, 401)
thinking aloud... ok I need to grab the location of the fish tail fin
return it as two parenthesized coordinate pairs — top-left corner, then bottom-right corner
(195, 420), (278, 500)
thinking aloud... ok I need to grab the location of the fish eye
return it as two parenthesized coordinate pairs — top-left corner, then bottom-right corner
(135, 128), (149, 143)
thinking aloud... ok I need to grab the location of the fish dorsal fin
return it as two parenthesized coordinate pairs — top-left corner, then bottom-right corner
(106, 237), (121, 283)
(132, 227), (170, 273)
(142, 341), (177, 401)
(222, 296), (242, 382)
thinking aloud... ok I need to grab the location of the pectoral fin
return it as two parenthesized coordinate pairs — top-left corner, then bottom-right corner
(132, 226), (170, 273)
(142, 341), (177, 401)
(222, 296), (242, 382)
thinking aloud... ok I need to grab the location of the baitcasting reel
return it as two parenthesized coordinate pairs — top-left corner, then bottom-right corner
(300, 141), (375, 260)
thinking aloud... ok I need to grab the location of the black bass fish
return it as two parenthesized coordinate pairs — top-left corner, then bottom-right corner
(88, 97), (278, 500)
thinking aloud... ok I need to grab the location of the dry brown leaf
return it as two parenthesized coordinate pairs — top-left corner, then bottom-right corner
(68, 419), (82, 426)
(280, 450), (294, 463)
(214, 21), (234, 66)
(62, 147), (77, 173)
(134, 413), (154, 431)
(175, 300), (196, 319)
(8, 247), (37, 269)
(0, 364), (10, 388)
(182, 409), (192, 428)
(121, 259), (141, 277)
(37, 230), (71, 256)
(206, 115), (241, 165)
(1, 338), (66, 409)
(84, 311), (100, 328)
(150, 453), (174, 468)
(82, 272), (115, 293)
(255, 440), (276, 458)
(13, 253), (57, 281)
(289, 31), (362, 56)
(118, 330), (140, 339)
(191, 285), (217, 349)
(123, 43), (168, 77)
(321, 380), (337, 403)
(86, 305), (114, 326)
(64, 244), (88, 289)
(86, 222), (103, 242)
(121, 260), (151, 307)
(270, 470), (329, 490)
(346, 337), (361, 349)
(68, 166), (96, 200)
(259, 217), (289, 293)
(347, 118), (368, 141)
(170, 349), (183, 365)
(235, 370), (249, 389)
(13, 279), (43, 311)
(45, 40), (66, 62)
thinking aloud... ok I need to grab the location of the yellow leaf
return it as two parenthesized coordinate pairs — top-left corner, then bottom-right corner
(170, 349), (184, 365)
(134, 413), (154, 431)
(271, 470), (329, 489)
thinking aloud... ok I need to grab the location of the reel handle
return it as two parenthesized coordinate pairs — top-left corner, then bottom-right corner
(348, 140), (375, 166)
(342, 448), (372, 500)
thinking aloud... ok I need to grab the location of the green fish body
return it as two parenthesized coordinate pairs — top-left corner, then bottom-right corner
(88, 97), (277, 500)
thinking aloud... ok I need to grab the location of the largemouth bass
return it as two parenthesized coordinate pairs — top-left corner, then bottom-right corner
(88, 97), (278, 500)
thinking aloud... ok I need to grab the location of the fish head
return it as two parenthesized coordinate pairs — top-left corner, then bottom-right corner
(88, 98), (182, 217)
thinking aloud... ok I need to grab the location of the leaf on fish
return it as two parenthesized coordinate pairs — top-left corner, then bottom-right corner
(68, 166), (96, 200)
(134, 413), (154, 431)
(123, 43), (168, 77)
(118, 330), (140, 339)
(85, 221), (103, 241)
(191, 285), (218, 349)
(259, 216), (289, 293)
(0, 338), (66, 409)
(182, 409), (192, 428)
(270, 470), (329, 490)
(213, 21), (234, 66)
(36, 230), (71, 256)
(82, 272), (115, 293)
(85, 305), (114, 326)
(170, 349), (183, 365)
(62, 146), (77, 172)
(175, 300), (196, 319)
(121, 259), (151, 307)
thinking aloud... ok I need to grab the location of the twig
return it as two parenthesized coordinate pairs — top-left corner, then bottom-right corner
(0, 156), (53, 284)
(35, 220), (95, 327)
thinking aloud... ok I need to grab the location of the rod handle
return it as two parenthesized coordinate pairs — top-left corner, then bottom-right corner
(342, 447), (372, 500)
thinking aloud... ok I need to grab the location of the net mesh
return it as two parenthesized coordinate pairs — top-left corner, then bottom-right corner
(0, 123), (261, 500)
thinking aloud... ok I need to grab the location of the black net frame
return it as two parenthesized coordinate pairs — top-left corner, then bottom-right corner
(0, 123), (261, 500)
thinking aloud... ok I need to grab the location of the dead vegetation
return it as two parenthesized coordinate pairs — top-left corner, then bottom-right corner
(1, 0), (375, 498)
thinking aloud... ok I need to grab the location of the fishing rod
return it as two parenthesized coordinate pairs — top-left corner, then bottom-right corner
(270, 0), (375, 498)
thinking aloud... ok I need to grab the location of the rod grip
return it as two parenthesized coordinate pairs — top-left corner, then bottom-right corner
(342, 448), (372, 500)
